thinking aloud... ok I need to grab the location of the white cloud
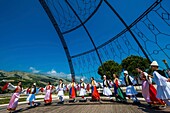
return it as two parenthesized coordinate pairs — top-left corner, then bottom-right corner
(47, 69), (57, 75)
(29, 67), (40, 73)
(47, 69), (71, 78)
(46, 69), (85, 81)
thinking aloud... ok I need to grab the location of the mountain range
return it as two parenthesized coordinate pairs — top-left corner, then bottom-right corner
(0, 70), (71, 90)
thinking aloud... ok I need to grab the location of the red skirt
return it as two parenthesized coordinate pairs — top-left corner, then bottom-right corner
(92, 86), (100, 100)
(44, 92), (52, 104)
(149, 84), (165, 105)
(69, 86), (76, 98)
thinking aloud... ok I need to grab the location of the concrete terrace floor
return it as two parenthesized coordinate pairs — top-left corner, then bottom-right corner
(0, 97), (170, 113)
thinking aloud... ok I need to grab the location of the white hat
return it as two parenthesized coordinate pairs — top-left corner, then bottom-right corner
(80, 78), (84, 81)
(103, 75), (106, 78)
(123, 70), (128, 74)
(33, 83), (36, 86)
(150, 61), (159, 66)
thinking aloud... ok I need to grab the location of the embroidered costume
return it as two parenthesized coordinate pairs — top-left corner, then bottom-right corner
(43, 84), (54, 104)
(26, 83), (36, 106)
(103, 75), (112, 99)
(113, 78), (126, 102)
(124, 70), (140, 103)
(91, 79), (100, 100)
(140, 72), (165, 106)
(79, 79), (87, 99)
(151, 61), (170, 106)
(56, 82), (65, 103)
(2, 82), (22, 112)
(69, 82), (77, 99)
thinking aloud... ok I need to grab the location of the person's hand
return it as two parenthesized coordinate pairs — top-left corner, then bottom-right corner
(148, 74), (153, 78)
(167, 78), (170, 82)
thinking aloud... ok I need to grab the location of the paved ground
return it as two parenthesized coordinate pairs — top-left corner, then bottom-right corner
(0, 98), (170, 113)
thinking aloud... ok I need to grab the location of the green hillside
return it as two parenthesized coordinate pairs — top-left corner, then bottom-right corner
(0, 70), (71, 93)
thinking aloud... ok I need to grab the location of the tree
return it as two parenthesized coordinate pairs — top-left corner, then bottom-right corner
(98, 60), (122, 80)
(121, 55), (150, 76)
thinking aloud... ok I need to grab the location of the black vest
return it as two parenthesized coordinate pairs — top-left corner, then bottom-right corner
(32, 85), (36, 94)
(124, 75), (133, 86)
(59, 83), (64, 88)
(103, 80), (110, 88)
(156, 70), (167, 78)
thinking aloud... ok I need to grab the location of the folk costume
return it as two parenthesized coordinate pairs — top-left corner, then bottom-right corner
(139, 71), (165, 106)
(42, 84), (54, 104)
(151, 61), (170, 106)
(91, 79), (100, 100)
(79, 79), (87, 99)
(26, 83), (37, 107)
(68, 81), (77, 99)
(56, 82), (65, 103)
(113, 78), (126, 102)
(124, 70), (139, 103)
(103, 75), (112, 99)
(2, 82), (22, 112)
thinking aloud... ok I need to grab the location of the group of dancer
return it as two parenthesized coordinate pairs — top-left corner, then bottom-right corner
(2, 60), (170, 112)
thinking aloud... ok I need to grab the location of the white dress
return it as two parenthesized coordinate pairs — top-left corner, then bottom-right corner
(125, 75), (138, 96)
(103, 80), (112, 96)
(79, 82), (87, 96)
(153, 71), (170, 100)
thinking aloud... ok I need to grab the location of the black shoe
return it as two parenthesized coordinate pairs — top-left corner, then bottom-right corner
(133, 101), (141, 105)
(147, 104), (152, 107)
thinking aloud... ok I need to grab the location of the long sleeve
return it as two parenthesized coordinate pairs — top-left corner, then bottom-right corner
(56, 86), (59, 92)
(2, 83), (9, 91)
(153, 71), (168, 86)
(129, 76), (136, 85)
(7, 83), (17, 91)
(143, 72), (152, 84)
(84, 83), (87, 89)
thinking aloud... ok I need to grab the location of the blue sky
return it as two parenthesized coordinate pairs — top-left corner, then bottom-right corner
(0, 0), (70, 74)
(0, 0), (170, 81)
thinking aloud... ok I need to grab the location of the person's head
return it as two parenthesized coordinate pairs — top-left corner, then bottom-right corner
(48, 81), (51, 85)
(136, 68), (142, 73)
(59, 79), (63, 84)
(18, 81), (22, 89)
(91, 77), (94, 81)
(140, 72), (145, 79)
(18, 81), (22, 86)
(151, 61), (159, 71)
(33, 83), (36, 86)
(123, 70), (128, 77)
(103, 75), (106, 80)
(113, 74), (118, 78)
(72, 79), (75, 82)
(80, 78), (83, 83)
